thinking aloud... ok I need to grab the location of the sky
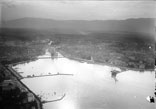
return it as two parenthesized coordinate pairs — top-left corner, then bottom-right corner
(0, 0), (156, 21)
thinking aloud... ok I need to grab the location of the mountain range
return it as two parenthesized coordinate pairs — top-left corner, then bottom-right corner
(1, 17), (155, 35)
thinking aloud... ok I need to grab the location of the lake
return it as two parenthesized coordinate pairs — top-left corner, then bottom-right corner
(13, 50), (155, 109)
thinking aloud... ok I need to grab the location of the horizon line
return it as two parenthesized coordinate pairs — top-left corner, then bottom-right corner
(2, 17), (155, 22)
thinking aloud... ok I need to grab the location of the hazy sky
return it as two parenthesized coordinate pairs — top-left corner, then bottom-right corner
(1, 0), (156, 21)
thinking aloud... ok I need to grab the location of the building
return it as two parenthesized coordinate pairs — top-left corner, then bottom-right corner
(0, 80), (17, 92)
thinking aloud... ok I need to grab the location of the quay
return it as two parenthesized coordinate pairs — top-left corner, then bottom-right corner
(3, 64), (43, 109)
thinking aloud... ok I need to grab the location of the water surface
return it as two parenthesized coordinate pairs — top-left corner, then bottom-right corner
(13, 51), (155, 109)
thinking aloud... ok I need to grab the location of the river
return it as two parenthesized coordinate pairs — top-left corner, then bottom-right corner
(12, 50), (155, 109)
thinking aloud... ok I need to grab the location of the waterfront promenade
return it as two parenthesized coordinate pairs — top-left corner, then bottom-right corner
(4, 65), (43, 109)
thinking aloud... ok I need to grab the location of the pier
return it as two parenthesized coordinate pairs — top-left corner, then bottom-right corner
(23, 73), (74, 79)
(42, 94), (66, 104)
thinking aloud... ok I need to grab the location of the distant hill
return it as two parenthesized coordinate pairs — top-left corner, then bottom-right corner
(2, 17), (155, 35)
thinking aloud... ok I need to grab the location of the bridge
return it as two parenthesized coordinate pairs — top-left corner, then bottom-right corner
(37, 52), (64, 59)
(37, 56), (64, 59)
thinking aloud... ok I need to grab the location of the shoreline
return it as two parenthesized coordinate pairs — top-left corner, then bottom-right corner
(3, 64), (43, 109)
(11, 49), (154, 73)
(57, 50), (154, 72)
(10, 46), (154, 72)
